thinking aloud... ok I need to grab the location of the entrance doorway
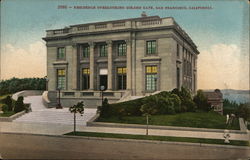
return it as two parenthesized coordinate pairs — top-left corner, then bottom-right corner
(99, 75), (107, 90)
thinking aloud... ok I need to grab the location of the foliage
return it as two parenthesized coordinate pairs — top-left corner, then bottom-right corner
(2, 104), (8, 113)
(0, 77), (46, 95)
(171, 87), (196, 112)
(235, 103), (250, 121)
(69, 101), (84, 114)
(193, 90), (211, 111)
(69, 101), (85, 134)
(223, 99), (239, 108)
(3, 95), (13, 111)
(14, 96), (25, 113)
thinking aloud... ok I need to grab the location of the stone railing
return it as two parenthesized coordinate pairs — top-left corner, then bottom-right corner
(46, 18), (175, 37)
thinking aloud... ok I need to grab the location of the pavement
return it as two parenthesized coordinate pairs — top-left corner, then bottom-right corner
(0, 95), (249, 142)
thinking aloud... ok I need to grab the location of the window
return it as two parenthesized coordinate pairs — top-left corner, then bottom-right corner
(117, 67), (126, 90)
(81, 45), (89, 58)
(117, 43), (126, 56)
(146, 40), (156, 55)
(82, 68), (90, 90)
(57, 47), (65, 60)
(177, 44), (180, 58)
(57, 69), (66, 90)
(100, 44), (107, 57)
(145, 66), (157, 91)
(177, 68), (180, 89)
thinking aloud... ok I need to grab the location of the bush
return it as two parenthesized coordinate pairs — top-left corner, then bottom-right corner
(14, 96), (25, 113)
(2, 104), (8, 113)
(3, 95), (13, 111)
(235, 103), (250, 121)
(193, 90), (211, 111)
(98, 98), (111, 118)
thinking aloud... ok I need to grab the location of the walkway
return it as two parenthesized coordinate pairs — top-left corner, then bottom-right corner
(0, 122), (249, 141)
(13, 96), (97, 125)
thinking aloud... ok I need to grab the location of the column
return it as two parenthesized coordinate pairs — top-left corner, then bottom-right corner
(89, 42), (95, 90)
(107, 40), (113, 90)
(71, 44), (78, 90)
(126, 39), (132, 90)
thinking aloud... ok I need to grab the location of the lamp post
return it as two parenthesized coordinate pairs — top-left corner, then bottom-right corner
(100, 85), (105, 106)
(56, 87), (62, 109)
(44, 76), (49, 91)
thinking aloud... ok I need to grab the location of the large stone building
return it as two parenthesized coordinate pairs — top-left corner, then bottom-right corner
(43, 14), (199, 107)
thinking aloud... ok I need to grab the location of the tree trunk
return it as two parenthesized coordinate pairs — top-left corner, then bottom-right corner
(74, 112), (76, 135)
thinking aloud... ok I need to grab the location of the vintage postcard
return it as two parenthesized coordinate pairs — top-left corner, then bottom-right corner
(0, 0), (249, 159)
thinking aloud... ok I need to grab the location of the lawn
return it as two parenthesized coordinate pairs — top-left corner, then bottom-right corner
(0, 111), (15, 117)
(97, 111), (240, 130)
(65, 131), (249, 146)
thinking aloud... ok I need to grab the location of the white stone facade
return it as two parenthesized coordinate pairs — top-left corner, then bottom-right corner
(43, 15), (199, 107)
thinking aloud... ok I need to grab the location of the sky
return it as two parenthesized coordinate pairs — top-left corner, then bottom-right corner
(0, 0), (249, 90)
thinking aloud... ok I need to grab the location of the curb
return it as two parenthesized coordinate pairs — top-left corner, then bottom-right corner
(1, 132), (249, 150)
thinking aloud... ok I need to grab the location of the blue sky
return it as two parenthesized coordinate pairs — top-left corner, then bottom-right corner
(0, 0), (249, 90)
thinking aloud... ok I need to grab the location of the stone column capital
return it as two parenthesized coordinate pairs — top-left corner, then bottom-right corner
(88, 42), (95, 47)
(125, 39), (131, 44)
(106, 40), (112, 46)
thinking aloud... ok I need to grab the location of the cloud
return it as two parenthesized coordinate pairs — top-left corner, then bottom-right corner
(1, 41), (46, 79)
(198, 43), (249, 90)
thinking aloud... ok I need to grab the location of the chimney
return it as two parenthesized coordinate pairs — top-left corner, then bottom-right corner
(141, 11), (147, 17)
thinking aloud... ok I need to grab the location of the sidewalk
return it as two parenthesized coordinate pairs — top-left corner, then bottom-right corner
(0, 121), (249, 141)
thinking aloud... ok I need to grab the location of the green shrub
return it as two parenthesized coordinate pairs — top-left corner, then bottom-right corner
(3, 95), (13, 111)
(193, 90), (211, 111)
(14, 96), (25, 113)
(2, 104), (8, 113)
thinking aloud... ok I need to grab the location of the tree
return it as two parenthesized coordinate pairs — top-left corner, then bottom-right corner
(140, 104), (157, 135)
(3, 95), (13, 111)
(193, 90), (211, 111)
(14, 96), (25, 113)
(235, 103), (250, 121)
(69, 101), (84, 135)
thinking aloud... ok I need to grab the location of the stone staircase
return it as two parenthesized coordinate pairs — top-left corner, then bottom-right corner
(14, 96), (97, 125)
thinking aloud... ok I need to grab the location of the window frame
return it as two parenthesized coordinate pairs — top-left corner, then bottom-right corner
(117, 67), (127, 90)
(57, 47), (66, 60)
(99, 44), (108, 57)
(145, 66), (158, 91)
(56, 69), (66, 90)
(146, 40), (157, 55)
(117, 43), (127, 56)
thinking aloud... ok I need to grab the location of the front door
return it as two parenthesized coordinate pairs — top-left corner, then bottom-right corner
(99, 75), (107, 90)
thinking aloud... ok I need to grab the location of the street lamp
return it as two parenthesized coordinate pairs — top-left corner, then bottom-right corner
(100, 85), (105, 106)
(56, 87), (62, 109)
(44, 76), (49, 91)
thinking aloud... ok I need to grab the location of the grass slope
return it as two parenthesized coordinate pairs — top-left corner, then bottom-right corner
(98, 111), (240, 130)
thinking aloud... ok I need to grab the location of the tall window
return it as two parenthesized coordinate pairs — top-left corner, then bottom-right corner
(57, 69), (66, 90)
(100, 44), (107, 57)
(146, 40), (156, 55)
(117, 43), (126, 56)
(57, 47), (65, 60)
(177, 67), (180, 89)
(81, 45), (89, 58)
(82, 68), (90, 90)
(177, 44), (180, 58)
(145, 66), (157, 91)
(117, 67), (127, 90)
